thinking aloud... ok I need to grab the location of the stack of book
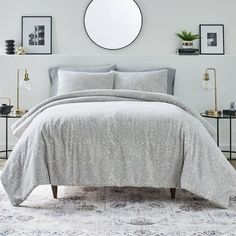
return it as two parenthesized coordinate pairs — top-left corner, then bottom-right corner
(176, 48), (199, 55)
(223, 110), (236, 116)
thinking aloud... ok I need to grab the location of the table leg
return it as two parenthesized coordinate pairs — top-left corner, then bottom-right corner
(216, 118), (219, 147)
(230, 117), (232, 160)
(6, 116), (8, 159)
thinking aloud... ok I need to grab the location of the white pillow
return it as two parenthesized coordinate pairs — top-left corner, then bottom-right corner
(49, 64), (116, 96)
(114, 70), (168, 93)
(57, 71), (115, 95)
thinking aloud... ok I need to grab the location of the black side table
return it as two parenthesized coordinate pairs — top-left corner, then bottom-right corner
(0, 113), (22, 159)
(201, 112), (236, 160)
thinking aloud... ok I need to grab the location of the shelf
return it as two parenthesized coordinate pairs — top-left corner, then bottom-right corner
(0, 54), (234, 57)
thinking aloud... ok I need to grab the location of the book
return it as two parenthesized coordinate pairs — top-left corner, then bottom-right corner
(178, 48), (198, 52)
(176, 48), (199, 55)
(223, 110), (236, 116)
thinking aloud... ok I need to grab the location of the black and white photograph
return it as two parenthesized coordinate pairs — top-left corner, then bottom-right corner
(199, 24), (224, 55)
(21, 16), (52, 54)
(207, 33), (217, 46)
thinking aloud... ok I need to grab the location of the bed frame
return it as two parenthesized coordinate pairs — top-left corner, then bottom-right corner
(51, 185), (176, 199)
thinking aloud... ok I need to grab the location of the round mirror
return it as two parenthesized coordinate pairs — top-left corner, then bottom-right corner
(84, 0), (143, 50)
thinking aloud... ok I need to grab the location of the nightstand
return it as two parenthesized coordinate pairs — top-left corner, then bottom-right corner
(201, 112), (236, 160)
(0, 113), (22, 159)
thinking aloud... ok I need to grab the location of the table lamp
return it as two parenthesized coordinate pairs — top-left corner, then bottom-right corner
(202, 68), (221, 115)
(14, 69), (32, 115)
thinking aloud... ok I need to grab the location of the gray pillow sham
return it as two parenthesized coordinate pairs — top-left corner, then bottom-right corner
(116, 67), (176, 95)
(49, 64), (116, 96)
(57, 71), (115, 95)
(114, 70), (169, 94)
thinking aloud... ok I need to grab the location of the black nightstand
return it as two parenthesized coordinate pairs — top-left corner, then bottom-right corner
(201, 112), (236, 160)
(0, 113), (22, 159)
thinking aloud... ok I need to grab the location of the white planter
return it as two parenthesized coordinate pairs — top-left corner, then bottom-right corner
(182, 41), (193, 49)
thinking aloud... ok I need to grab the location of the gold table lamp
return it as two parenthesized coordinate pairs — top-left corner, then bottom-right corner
(202, 68), (221, 115)
(14, 69), (32, 115)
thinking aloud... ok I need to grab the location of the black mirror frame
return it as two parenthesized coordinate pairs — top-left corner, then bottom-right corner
(83, 0), (143, 50)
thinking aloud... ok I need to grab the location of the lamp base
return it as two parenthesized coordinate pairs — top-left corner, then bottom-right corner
(205, 110), (222, 116)
(13, 109), (28, 116)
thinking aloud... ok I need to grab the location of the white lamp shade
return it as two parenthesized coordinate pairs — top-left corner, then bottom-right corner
(20, 79), (32, 91)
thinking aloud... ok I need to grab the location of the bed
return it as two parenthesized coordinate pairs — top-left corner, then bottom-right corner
(1, 66), (236, 208)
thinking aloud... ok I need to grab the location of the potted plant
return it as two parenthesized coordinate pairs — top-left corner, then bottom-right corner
(176, 30), (199, 49)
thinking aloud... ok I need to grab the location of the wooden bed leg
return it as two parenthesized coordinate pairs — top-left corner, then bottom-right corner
(51, 185), (58, 199)
(170, 188), (176, 199)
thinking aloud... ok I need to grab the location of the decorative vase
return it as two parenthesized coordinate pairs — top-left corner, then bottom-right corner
(16, 47), (26, 55)
(182, 40), (193, 49)
(5, 40), (15, 55)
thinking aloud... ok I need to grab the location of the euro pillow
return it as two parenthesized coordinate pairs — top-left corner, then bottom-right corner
(57, 71), (115, 95)
(114, 70), (169, 94)
(116, 67), (176, 95)
(49, 64), (116, 96)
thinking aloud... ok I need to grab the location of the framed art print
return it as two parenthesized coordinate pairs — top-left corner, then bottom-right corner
(199, 24), (224, 55)
(21, 16), (52, 54)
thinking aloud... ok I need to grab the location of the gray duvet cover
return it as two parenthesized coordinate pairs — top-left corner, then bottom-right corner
(1, 90), (236, 208)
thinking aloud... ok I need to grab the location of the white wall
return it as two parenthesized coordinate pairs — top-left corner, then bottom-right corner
(1, 0), (236, 55)
(0, 0), (236, 151)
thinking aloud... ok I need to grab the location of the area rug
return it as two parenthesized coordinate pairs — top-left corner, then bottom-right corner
(0, 180), (236, 236)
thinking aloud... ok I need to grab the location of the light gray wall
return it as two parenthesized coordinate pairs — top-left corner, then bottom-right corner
(0, 0), (236, 55)
(0, 0), (236, 151)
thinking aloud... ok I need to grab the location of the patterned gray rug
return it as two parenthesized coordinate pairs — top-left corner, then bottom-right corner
(0, 180), (236, 236)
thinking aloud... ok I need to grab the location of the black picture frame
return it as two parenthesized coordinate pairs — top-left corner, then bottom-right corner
(21, 16), (52, 55)
(199, 24), (224, 55)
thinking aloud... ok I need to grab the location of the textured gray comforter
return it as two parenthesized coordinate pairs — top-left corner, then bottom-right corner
(1, 90), (236, 208)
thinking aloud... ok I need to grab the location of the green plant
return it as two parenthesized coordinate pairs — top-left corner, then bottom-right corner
(175, 30), (199, 41)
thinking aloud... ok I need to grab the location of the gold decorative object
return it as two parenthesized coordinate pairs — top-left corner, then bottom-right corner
(16, 47), (26, 55)
(202, 68), (221, 115)
(14, 69), (32, 115)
